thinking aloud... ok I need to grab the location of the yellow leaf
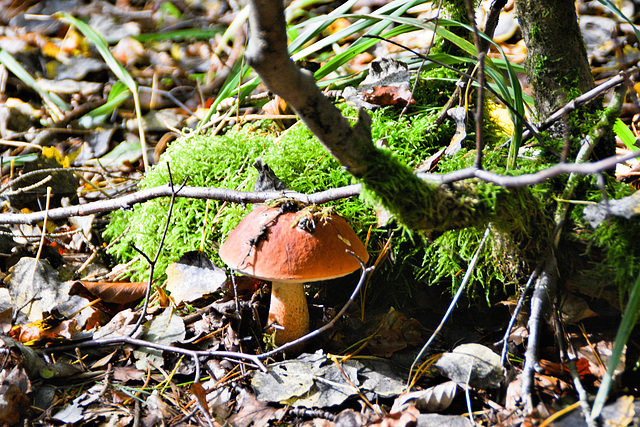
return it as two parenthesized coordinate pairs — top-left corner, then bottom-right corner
(40, 146), (70, 168)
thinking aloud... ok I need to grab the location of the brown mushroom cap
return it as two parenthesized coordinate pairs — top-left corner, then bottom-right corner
(219, 205), (369, 282)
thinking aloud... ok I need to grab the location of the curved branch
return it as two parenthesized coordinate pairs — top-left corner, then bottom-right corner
(0, 184), (362, 225)
(0, 149), (636, 225)
(245, 0), (376, 176)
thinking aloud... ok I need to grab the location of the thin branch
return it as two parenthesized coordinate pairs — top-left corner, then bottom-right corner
(46, 335), (267, 375)
(500, 263), (541, 366)
(1, 147), (638, 226)
(407, 226), (491, 387)
(258, 257), (374, 359)
(521, 69), (635, 142)
(520, 80), (625, 411)
(128, 165), (186, 338)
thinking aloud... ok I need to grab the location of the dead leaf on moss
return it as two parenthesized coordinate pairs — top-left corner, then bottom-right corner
(583, 190), (640, 227)
(361, 86), (415, 107)
(165, 251), (227, 304)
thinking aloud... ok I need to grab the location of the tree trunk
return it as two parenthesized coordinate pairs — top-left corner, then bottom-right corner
(514, 0), (594, 122)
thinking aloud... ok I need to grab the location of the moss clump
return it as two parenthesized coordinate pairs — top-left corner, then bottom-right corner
(103, 123), (376, 280)
(564, 176), (640, 300)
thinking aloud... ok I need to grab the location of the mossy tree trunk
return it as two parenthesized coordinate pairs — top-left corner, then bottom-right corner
(514, 0), (595, 122)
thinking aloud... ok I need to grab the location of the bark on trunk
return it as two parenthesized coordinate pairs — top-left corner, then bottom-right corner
(514, 0), (595, 122)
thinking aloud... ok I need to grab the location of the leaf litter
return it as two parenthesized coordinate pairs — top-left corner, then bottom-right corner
(0, 0), (639, 425)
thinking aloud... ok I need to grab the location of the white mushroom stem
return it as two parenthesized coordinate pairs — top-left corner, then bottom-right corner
(267, 281), (310, 346)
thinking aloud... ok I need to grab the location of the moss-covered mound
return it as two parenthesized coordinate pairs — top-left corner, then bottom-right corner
(103, 122), (376, 280)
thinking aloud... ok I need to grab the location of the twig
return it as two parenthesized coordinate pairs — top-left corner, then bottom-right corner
(520, 81), (625, 412)
(2, 175), (52, 197)
(2, 146), (640, 226)
(0, 166), (133, 195)
(257, 255), (374, 359)
(554, 305), (595, 427)
(408, 226), (491, 386)
(521, 69), (635, 142)
(499, 263), (542, 366)
(45, 335), (267, 377)
(520, 253), (558, 412)
(128, 164), (186, 338)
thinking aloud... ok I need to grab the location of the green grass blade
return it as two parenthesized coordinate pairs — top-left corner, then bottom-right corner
(315, 24), (420, 83)
(133, 28), (224, 43)
(0, 49), (69, 121)
(287, 0), (361, 54)
(290, 0), (426, 68)
(319, 12), (527, 162)
(596, 0), (640, 41)
(57, 12), (150, 171)
(196, 60), (258, 131)
(612, 118), (640, 161)
(79, 82), (131, 128)
(613, 118), (637, 150)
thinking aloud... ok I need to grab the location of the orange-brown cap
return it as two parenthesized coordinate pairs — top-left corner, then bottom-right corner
(219, 205), (369, 282)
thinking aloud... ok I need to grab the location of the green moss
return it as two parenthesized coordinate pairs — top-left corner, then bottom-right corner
(103, 123), (376, 280)
(566, 176), (640, 299)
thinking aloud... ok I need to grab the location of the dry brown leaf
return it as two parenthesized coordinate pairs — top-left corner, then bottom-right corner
(69, 280), (146, 316)
(366, 308), (423, 357)
(0, 367), (30, 426)
(227, 389), (285, 427)
(368, 406), (419, 427)
(9, 318), (78, 344)
(361, 86), (415, 107)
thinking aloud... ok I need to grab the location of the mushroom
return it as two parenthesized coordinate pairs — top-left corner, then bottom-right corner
(219, 203), (369, 347)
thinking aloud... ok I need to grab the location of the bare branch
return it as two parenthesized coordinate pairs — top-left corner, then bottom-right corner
(245, 0), (376, 176)
(0, 149), (636, 225)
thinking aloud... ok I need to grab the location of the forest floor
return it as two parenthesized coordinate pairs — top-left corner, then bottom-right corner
(1, 0), (640, 426)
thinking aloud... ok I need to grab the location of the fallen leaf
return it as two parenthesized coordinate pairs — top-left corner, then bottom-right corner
(392, 381), (458, 413)
(228, 389), (285, 427)
(361, 86), (415, 107)
(133, 307), (186, 370)
(252, 350), (405, 407)
(583, 191), (640, 227)
(165, 251), (227, 304)
(69, 280), (146, 317)
(0, 366), (30, 426)
(6, 258), (86, 322)
(343, 58), (413, 110)
(70, 281), (147, 304)
(368, 406), (419, 427)
(434, 343), (505, 389)
(538, 358), (593, 381)
(9, 318), (78, 344)
(366, 307), (424, 357)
